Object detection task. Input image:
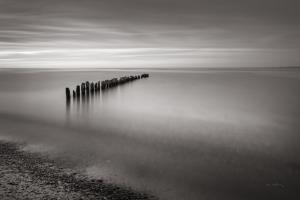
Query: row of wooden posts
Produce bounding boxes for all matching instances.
[66,73,149,100]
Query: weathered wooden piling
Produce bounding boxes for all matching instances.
[99,81,101,91]
[94,82,97,91]
[97,82,100,92]
[109,78,118,87]
[141,73,149,78]
[81,83,85,95]
[65,73,149,102]
[76,85,80,98]
[66,88,71,100]
[101,80,107,90]
[85,81,90,92]
[90,82,94,93]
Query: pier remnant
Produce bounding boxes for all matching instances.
[85,81,90,93]
[97,81,101,92]
[90,82,94,93]
[141,74,149,78]
[66,88,71,100]
[76,85,80,98]
[81,83,85,96]
[66,73,149,101]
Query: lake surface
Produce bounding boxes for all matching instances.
[0,68,300,200]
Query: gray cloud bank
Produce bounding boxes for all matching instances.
[0,0,299,68]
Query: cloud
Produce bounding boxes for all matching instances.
[0,0,299,68]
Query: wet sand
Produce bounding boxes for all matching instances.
[0,141,156,200]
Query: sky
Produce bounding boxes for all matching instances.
[0,0,299,68]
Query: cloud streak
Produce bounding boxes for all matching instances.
[0,0,299,68]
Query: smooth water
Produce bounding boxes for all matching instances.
[0,69,300,200]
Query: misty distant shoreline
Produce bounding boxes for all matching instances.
[0,66,299,73]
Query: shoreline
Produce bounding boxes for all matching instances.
[0,141,156,200]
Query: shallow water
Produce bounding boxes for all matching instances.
[0,68,300,199]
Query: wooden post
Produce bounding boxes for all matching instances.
[85,81,90,93]
[90,82,94,93]
[76,85,80,98]
[66,88,71,100]
[98,81,101,91]
[81,83,85,96]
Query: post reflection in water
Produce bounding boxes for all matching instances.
[64,74,149,123]
[65,98,71,125]
[100,83,122,105]
[2,70,299,200]
[65,83,126,124]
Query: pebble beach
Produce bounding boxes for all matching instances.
[0,141,156,200]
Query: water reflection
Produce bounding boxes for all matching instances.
[2,70,300,200]
[65,83,128,123]
[64,74,149,121]
[65,98,71,125]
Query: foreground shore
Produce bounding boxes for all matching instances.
[0,141,156,200]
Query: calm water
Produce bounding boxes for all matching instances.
[0,69,300,199]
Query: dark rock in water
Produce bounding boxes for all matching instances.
[73,90,76,98]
